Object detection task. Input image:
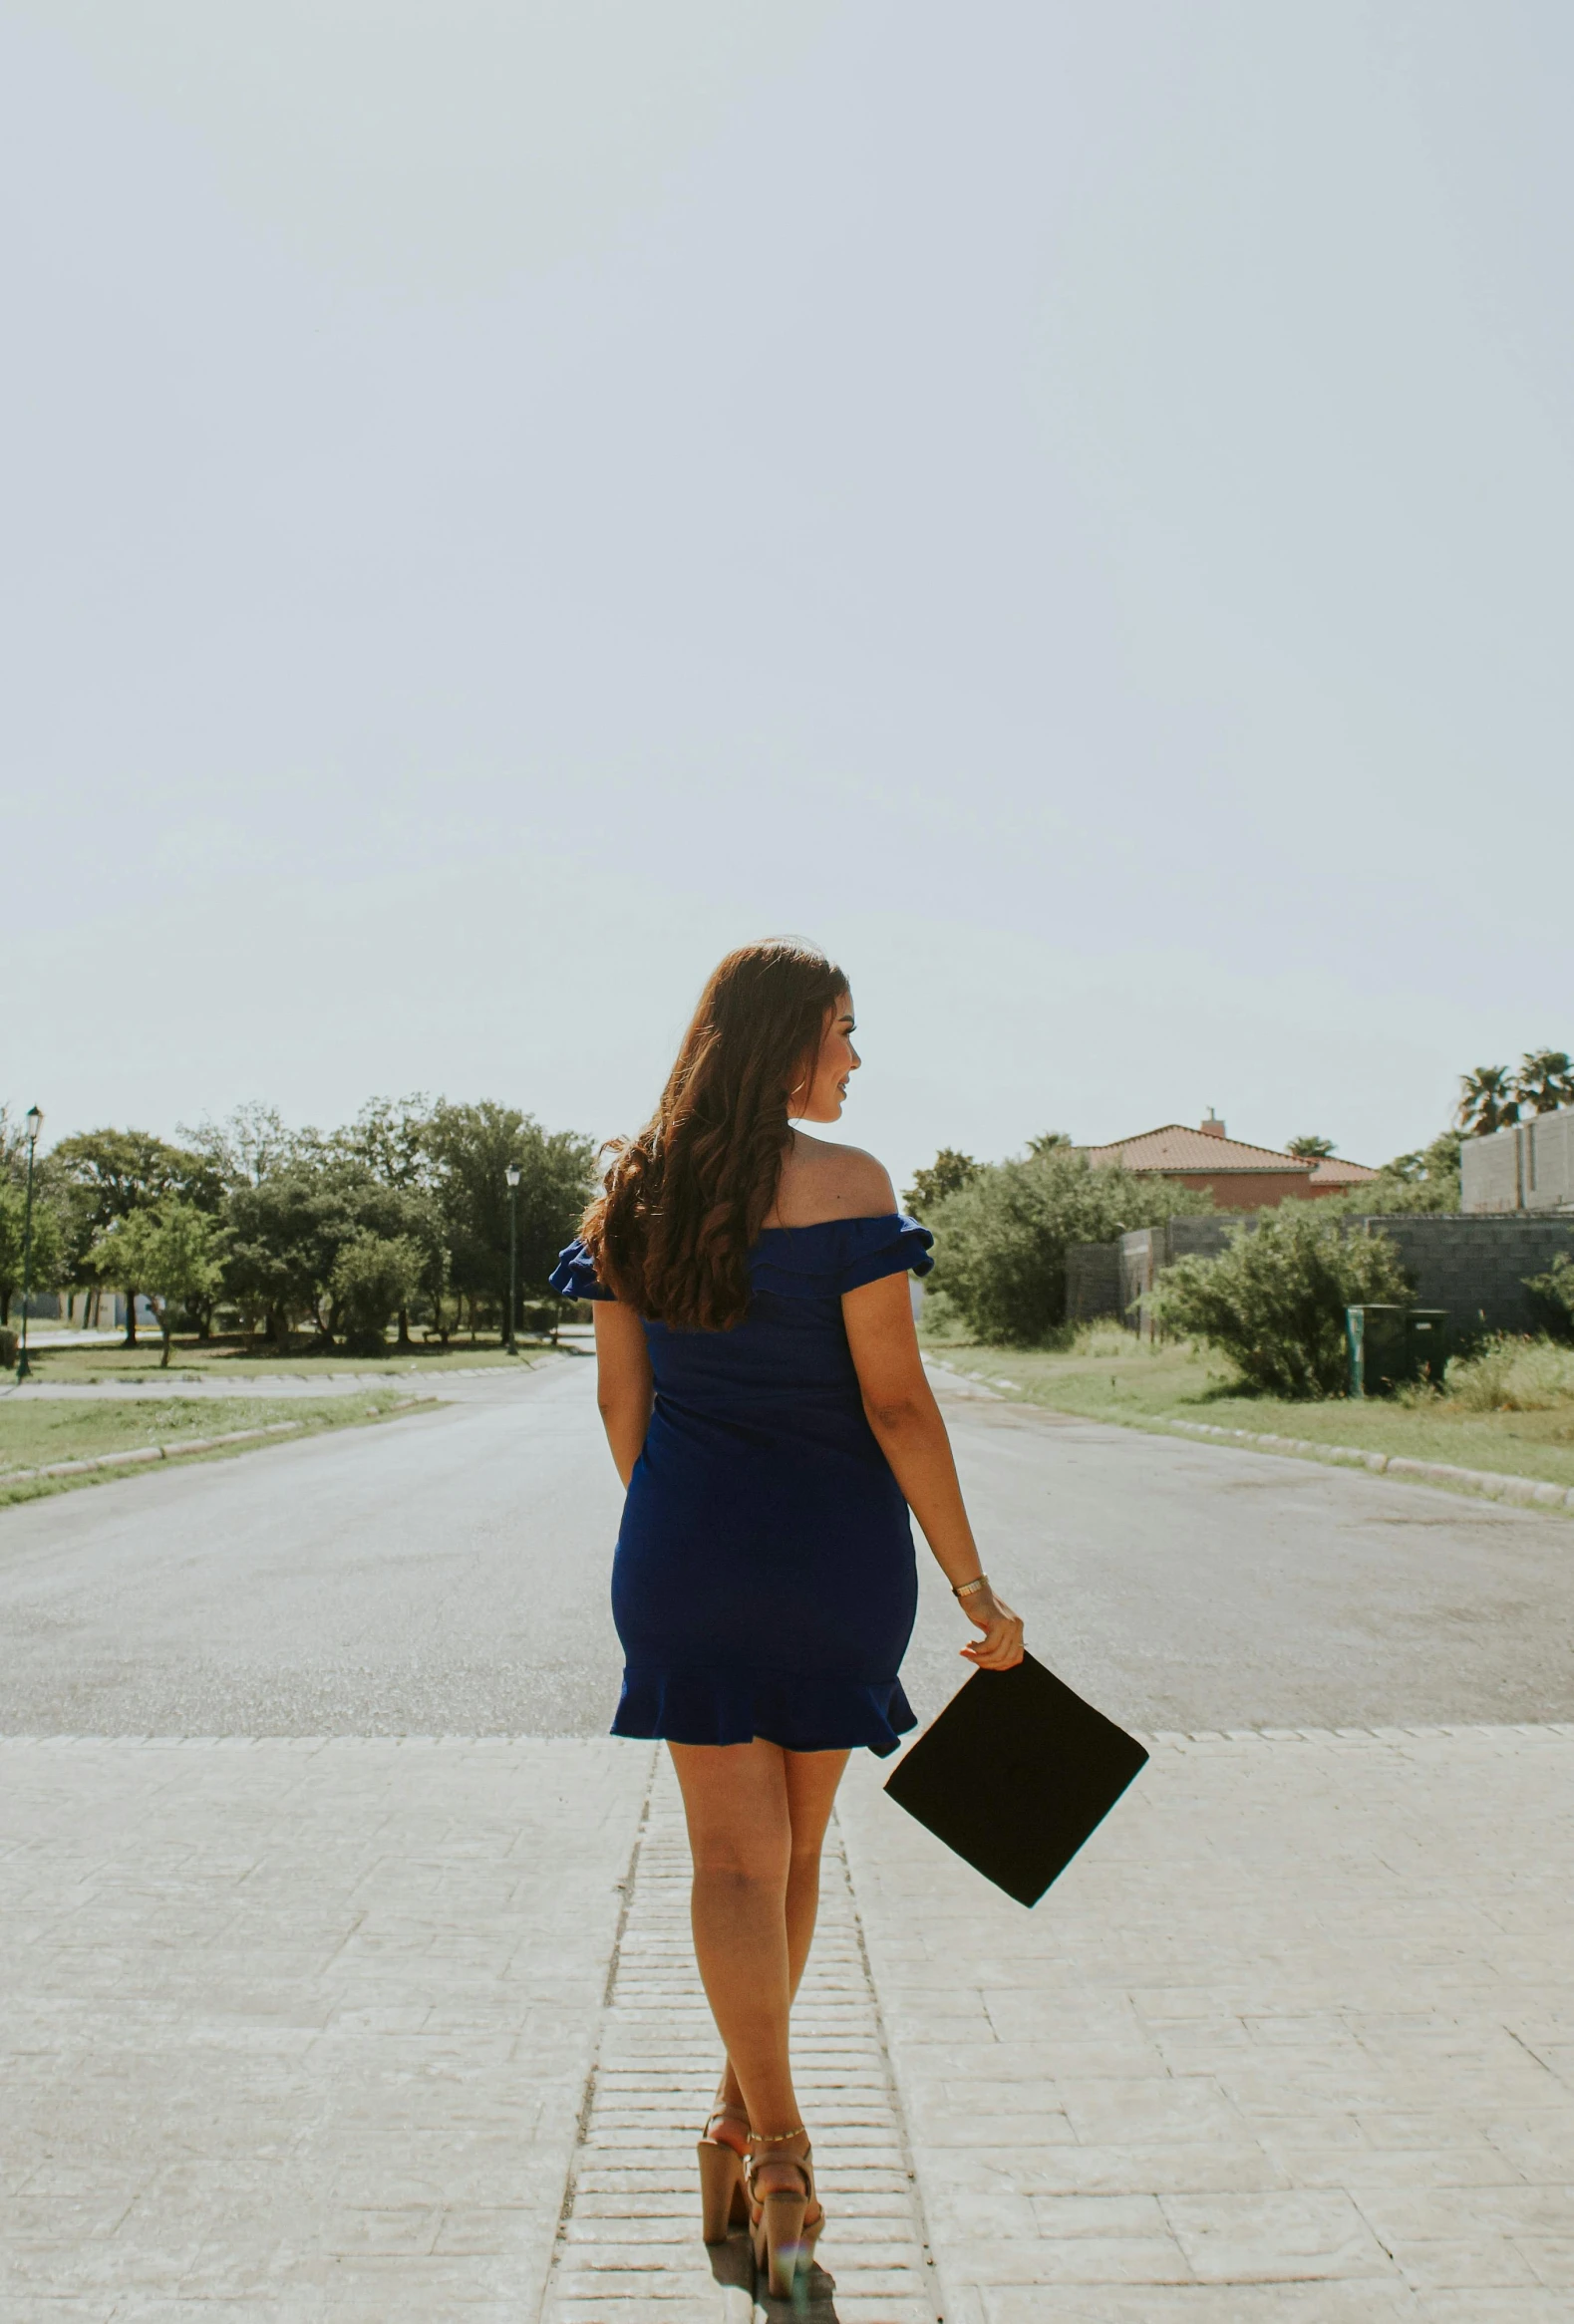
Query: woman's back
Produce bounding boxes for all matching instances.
[761,1129,894,1232]
[642,1212,931,1439]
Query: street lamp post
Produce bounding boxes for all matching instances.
[16,1104,43,1382]
[504,1161,521,1353]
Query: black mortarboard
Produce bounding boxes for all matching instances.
[883,1652,1148,1907]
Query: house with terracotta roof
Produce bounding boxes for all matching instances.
[1080,1113,1379,1212]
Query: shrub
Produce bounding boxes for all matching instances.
[925,1148,1210,1346]
[1524,1252,1574,1343]
[1155,1208,1412,1399]
[1433,1333,1574,1413]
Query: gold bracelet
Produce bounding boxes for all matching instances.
[952,1576,988,1599]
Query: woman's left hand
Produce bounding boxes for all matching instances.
[959,1585,1025,1670]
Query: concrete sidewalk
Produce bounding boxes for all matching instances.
[1,1737,642,2320]
[4,1727,1572,2319]
[843,1724,1574,2320]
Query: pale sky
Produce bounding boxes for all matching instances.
[6,2,1571,1187]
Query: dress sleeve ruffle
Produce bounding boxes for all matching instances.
[748,1213,936,1302]
[548,1238,614,1302]
[552,1216,933,1305]
[833,1214,935,1295]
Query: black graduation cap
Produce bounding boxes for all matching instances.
[883,1652,1148,1907]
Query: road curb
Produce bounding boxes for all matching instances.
[1162,1416,1574,1513]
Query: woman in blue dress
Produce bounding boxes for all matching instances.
[551,938,1023,2296]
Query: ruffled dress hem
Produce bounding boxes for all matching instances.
[612,1667,917,1758]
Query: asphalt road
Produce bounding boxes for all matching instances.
[0,1356,1570,1734]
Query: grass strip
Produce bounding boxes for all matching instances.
[923,1332,1574,1496]
[1156,1417,1573,1513]
[0,1392,441,1511]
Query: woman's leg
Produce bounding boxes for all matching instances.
[669,1742,850,2127]
[784,1746,851,2002]
[670,1739,796,2134]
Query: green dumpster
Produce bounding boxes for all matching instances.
[1347,1305,1448,1398]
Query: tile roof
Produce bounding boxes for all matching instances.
[1081,1124,1381,1177]
[1307,1154,1380,1185]
[1083,1125,1310,1173]
[1079,1120,1311,1171]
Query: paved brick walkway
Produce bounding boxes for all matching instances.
[541,1759,935,2322]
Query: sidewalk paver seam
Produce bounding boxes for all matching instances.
[538,1758,939,2323]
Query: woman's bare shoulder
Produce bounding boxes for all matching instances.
[772,1135,896,1226]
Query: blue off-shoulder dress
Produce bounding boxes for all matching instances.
[549,1214,935,1756]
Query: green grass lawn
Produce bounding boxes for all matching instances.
[0,1389,440,1509]
[924,1327,1574,1495]
[12,1333,568,1386]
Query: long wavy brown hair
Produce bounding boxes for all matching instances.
[580,939,848,1330]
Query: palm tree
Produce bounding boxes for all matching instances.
[1512,1049,1574,1117]
[1455,1066,1518,1136]
[1286,1134,1337,1159]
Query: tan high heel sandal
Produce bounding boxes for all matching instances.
[698,2105,751,2243]
[746,2129,823,2299]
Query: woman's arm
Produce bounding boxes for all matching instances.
[842,1271,1025,1670]
[592,1301,654,1487]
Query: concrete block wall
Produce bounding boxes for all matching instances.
[1065,1242,1122,1324]
[1079,1214,1574,1341]
[1461,1107,1574,1214]
[1356,1215,1574,1337]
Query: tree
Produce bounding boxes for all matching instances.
[0,1104,32,1185]
[903,1149,982,1216]
[0,1179,64,1326]
[222,1154,436,1352]
[219,1166,328,1350]
[1350,1128,1463,1216]
[426,1102,595,1342]
[335,1095,437,1345]
[1025,1132,1074,1157]
[1286,1134,1337,1160]
[1456,1067,1518,1137]
[51,1129,215,1343]
[925,1147,1211,1345]
[336,1094,433,1190]
[1157,1208,1413,1399]
[90,1203,226,1368]
[1512,1049,1574,1118]
[331,1230,428,1356]
[177,1102,297,1188]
